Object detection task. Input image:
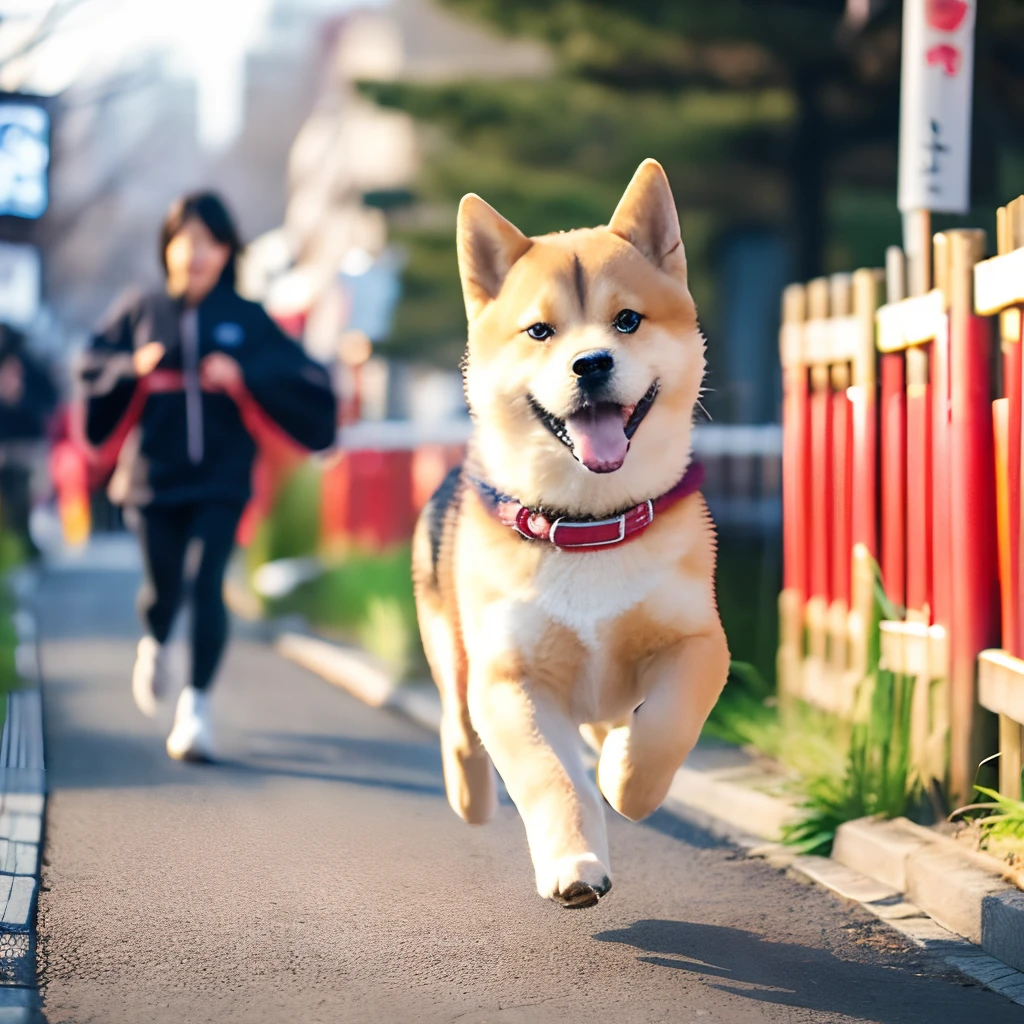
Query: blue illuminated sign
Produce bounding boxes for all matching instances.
[0,103,49,220]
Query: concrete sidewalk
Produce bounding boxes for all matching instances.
[31,537,1024,1023]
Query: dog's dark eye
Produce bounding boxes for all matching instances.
[526,322,555,341]
[613,309,643,334]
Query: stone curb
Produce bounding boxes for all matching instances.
[275,634,393,709]
[742,840,1024,1007]
[0,567,46,1022]
[834,815,1024,971]
[984,890,1024,977]
[274,631,799,843]
[277,628,1024,1008]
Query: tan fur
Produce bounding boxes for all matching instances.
[413,160,730,907]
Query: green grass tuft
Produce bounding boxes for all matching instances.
[271,546,426,682]
[782,669,916,855]
[703,660,779,750]
[246,464,425,680]
[967,786,1024,843]
[780,559,918,856]
[0,528,28,731]
[952,780,1024,857]
[246,463,322,573]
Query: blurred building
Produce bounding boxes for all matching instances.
[0,0,343,366]
[244,0,551,422]
[0,0,550,419]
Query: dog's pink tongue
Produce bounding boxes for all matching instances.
[565,405,628,472]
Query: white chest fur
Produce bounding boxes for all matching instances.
[465,509,714,668]
[531,545,666,646]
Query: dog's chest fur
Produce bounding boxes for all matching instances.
[529,543,685,644]
[456,494,716,724]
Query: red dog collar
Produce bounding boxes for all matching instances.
[481,461,704,552]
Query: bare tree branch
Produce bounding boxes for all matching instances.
[0,0,93,76]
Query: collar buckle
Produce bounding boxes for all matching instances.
[549,513,626,549]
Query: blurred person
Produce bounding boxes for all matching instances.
[78,192,336,762]
[0,324,58,549]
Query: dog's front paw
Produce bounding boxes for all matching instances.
[536,854,612,909]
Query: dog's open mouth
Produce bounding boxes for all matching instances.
[528,380,660,474]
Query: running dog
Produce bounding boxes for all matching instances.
[412,159,729,908]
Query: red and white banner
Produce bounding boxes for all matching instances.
[897,0,977,214]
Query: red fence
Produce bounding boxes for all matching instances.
[318,419,785,554]
[778,270,882,719]
[780,206,1024,804]
[317,420,469,553]
[975,197,1024,801]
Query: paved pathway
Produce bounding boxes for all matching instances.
[31,538,1024,1023]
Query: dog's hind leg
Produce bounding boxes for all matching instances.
[470,674,611,908]
[420,604,497,824]
[413,500,497,826]
[598,627,729,822]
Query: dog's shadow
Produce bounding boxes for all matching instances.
[595,919,1006,1023]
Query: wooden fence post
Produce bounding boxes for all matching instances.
[779,283,809,704]
[978,651,1024,800]
[875,283,949,791]
[805,278,833,696]
[997,204,1022,660]
[848,269,884,683]
[974,195,1024,798]
[828,274,854,684]
[946,228,998,807]
[904,338,933,624]
[880,247,907,609]
[930,233,953,640]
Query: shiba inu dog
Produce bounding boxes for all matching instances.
[412,159,729,908]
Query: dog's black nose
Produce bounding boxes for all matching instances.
[572,350,614,387]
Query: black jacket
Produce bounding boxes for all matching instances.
[79,283,336,508]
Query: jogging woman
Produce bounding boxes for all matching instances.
[79,192,336,761]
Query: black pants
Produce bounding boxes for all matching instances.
[136,501,244,692]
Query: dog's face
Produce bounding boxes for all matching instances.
[459,160,705,515]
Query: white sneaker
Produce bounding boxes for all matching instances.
[131,636,170,718]
[166,686,215,762]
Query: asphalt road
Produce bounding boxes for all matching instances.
[32,539,1024,1024]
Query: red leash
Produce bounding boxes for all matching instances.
[82,369,309,478]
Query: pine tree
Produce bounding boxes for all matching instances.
[365,0,1024,373]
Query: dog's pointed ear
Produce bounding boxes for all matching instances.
[608,160,686,279]
[457,194,533,319]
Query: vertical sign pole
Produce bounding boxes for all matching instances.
[897,0,978,797]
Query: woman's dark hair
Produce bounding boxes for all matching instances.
[159,191,243,288]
